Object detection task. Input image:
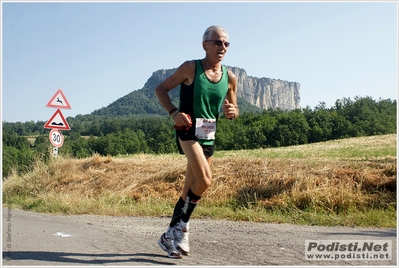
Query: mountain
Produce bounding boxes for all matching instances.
[229,66,300,110]
[91,66,300,117]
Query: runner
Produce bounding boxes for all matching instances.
[155,25,238,258]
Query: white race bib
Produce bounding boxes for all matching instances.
[195,118,216,140]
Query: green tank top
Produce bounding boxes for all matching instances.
[177,59,229,145]
[193,60,229,121]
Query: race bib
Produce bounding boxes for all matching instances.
[195,118,216,140]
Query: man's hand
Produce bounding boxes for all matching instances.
[223,99,237,119]
[173,113,192,130]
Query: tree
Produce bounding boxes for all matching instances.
[272,110,310,146]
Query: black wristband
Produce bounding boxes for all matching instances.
[168,107,178,116]
[170,109,179,119]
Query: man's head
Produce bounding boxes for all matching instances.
[202,26,230,61]
[202,26,229,42]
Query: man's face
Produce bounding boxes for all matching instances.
[203,30,229,61]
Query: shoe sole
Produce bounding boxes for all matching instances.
[177,246,189,256]
[174,229,189,256]
[158,238,183,259]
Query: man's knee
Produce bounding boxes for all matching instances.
[195,175,212,194]
[203,175,213,188]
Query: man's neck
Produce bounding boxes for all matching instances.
[201,58,221,72]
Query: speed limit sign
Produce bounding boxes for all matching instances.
[49,129,64,147]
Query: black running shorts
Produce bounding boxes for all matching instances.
[176,130,215,158]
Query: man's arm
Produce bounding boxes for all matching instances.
[155,60,195,115]
[223,69,239,119]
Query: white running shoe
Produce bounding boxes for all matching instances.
[158,227,182,259]
[173,220,190,255]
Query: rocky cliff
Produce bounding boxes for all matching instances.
[91,66,300,117]
[151,66,300,111]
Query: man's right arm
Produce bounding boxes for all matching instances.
[155,60,195,115]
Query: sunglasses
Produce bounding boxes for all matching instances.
[205,40,230,48]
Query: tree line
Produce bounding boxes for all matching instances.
[2,96,396,178]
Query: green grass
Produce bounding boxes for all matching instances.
[6,195,395,228]
[3,134,396,228]
[215,134,397,159]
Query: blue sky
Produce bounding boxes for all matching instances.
[2,1,398,123]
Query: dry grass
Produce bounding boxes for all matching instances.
[2,134,397,227]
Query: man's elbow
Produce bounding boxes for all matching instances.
[155,85,163,97]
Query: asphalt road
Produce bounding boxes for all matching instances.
[2,207,397,266]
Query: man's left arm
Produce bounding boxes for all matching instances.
[223,70,239,119]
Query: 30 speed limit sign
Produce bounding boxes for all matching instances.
[49,129,64,147]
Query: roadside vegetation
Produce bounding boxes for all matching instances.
[3,96,396,178]
[3,134,396,228]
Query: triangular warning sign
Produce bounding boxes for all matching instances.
[44,109,71,130]
[46,89,71,109]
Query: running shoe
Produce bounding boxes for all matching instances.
[173,220,190,255]
[158,228,182,259]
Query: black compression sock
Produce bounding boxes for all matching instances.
[169,197,185,228]
[181,189,201,223]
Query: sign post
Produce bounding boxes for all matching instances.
[44,89,71,157]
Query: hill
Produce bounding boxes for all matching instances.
[91,66,300,117]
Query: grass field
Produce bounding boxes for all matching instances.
[2,134,397,227]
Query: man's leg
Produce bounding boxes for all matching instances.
[181,156,213,197]
[168,154,199,228]
[178,139,213,197]
[159,141,205,259]
[173,139,213,255]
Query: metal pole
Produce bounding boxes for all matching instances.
[53,147,58,157]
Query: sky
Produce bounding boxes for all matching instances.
[1,1,398,123]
